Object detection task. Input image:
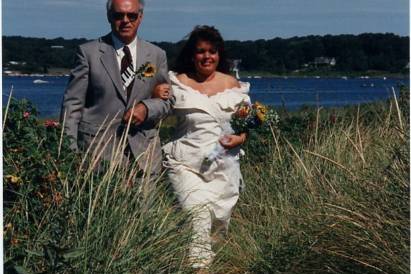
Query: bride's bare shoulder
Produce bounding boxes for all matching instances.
[218,72,240,89]
[176,73,188,82]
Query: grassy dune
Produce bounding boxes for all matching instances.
[214,91,409,273]
[3,89,409,273]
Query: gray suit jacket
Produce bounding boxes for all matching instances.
[61,33,173,172]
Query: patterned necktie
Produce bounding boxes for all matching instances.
[121,45,134,97]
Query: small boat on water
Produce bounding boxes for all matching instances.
[361,83,375,88]
[253,76,262,79]
[33,79,49,84]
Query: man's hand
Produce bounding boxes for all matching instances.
[152,83,171,100]
[123,103,147,126]
[219,133,246,149]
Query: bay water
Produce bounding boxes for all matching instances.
[2,75,408,118]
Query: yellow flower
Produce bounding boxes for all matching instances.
[254,102,267,122]
[5,223,13,231]
[5,175,22,185]
[256,111,265,122]
[142,63,156,78]
[254,101,267,112]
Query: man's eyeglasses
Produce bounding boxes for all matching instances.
[110,11,141,22]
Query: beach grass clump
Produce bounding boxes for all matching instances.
[212,88,409,273]
[3,99,194,273]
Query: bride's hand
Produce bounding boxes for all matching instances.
[219,133,246,149]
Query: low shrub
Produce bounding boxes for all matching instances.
[3,99,193,273]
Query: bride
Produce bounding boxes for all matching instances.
[163,25,250,270]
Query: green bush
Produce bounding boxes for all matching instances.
[3,99,193,273]
[3,99,81,273]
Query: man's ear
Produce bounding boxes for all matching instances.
[107,12,112,24]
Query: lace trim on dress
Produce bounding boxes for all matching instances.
[169,71,251,111]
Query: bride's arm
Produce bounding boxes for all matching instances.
[219,132,247,149]
[219,75,247,149]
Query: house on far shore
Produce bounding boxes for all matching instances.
[313,57,336,67]
[303,57,336,69]
[8,61,26,66]
[4,61,26,75]
[3,69,24,76]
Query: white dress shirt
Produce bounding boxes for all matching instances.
[111,34,138,72]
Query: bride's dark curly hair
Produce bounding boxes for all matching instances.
[173,25,230,74]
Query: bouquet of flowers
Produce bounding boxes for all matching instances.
[205,101,279,162]
[230,101,279,134]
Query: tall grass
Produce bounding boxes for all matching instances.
[213,89,409,274]
[3,88,409,273]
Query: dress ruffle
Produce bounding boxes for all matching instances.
[169,71,250,114]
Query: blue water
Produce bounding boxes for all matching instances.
[2,75,408,117]
[246,77,407,109]
[3,76,69,117]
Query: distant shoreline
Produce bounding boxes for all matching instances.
[3,73,69,77]
[239,70,409,78]
[4,34,408,79]
[3,71,409,78]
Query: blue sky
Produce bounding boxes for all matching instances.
[2,0,409,42]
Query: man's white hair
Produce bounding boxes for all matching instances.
[106,0,145,12]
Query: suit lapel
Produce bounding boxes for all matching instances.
[128,38,151,107]
[99,34,127,105]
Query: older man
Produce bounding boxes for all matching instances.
[61,0,173,172]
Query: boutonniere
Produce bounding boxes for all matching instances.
[135,62,156,80]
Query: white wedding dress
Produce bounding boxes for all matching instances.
[163,71,250,268]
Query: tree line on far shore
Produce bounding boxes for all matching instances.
[3,33,409,75]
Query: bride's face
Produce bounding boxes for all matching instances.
[193,40,219,76]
